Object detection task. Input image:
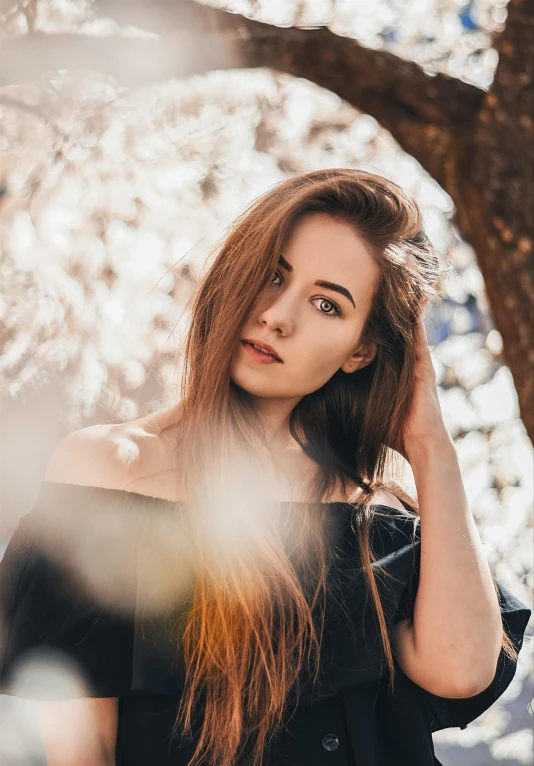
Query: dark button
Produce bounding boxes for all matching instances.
[322,734,340,752]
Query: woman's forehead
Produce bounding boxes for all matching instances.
[281,214,379,298]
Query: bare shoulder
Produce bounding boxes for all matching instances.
[45,423,129,489]
[44,413,175,491]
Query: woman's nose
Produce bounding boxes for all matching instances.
[257,295,295,335]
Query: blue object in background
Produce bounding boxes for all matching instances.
[426,300,454,345]
[459,2,478,30]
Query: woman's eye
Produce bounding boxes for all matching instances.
[270,270,342,318]
[312,298,342,318]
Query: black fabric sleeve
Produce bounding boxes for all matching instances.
[0,489,139,700]
[388,512,532,732]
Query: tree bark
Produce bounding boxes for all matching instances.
[446,0,533,442]
[1,0,532,440]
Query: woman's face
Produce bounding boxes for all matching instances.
[230,212,379,406]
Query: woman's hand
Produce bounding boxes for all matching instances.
[402,317,451,458]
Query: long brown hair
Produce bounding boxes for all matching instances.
[152,168,517,766]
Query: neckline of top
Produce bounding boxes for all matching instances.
[41,480,389,509]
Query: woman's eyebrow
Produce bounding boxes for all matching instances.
[278,255,356,309]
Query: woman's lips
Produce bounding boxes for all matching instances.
[242,341,283,364]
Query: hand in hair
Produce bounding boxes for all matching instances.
[401,317,450,457]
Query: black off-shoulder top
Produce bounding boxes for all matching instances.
[0,481,531,766]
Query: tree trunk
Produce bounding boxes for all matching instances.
[1,0,532,440]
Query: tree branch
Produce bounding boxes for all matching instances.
[0,0,531,436]
[0,0,484,192]
[96,0,485,192]
[444,0,534,438]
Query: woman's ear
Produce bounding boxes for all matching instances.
[341,341,377,374]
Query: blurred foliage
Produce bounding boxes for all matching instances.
[0,1,531,762]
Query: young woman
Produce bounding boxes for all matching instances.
[0,169,530,766]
